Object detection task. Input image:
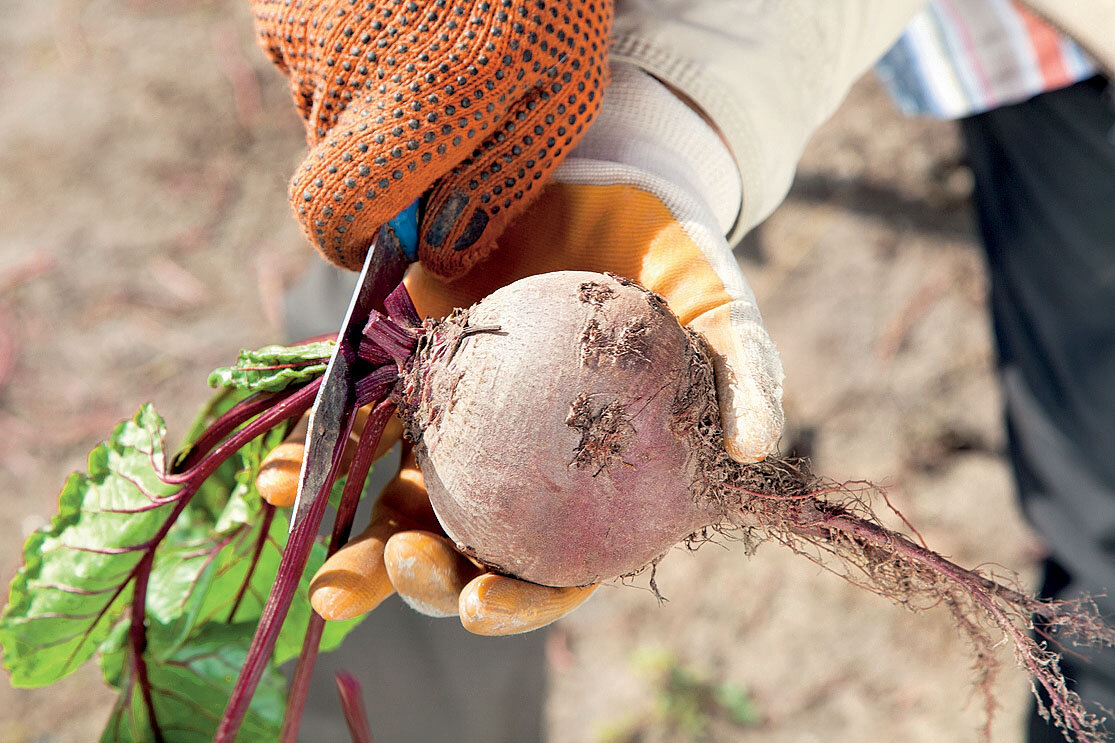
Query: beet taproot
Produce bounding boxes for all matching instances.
[393,270,1115,741]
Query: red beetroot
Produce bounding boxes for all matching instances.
[396,270,1115,742]
[398,271,718,586]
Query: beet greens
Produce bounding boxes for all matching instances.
[0,284,424,742]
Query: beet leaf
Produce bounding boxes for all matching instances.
[207,341,335,392]
[1,337,379,741]
[0,405,180,687]
[99,621,285,742]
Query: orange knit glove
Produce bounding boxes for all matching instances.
[251,0,613,277]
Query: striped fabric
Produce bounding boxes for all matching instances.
[876,0,1097,118]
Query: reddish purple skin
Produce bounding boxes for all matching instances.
[404,272,718,587]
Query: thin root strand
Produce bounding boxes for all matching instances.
[719,459,1115,743]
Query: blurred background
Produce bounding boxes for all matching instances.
[0,0,1043,740]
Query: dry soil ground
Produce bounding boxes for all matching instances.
[1,1,1043,741]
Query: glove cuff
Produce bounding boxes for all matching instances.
[554,61,742,235]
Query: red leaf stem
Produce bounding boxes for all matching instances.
[160,379,319,486]
[126,484,203,741]
[233,358,330,373]
[173,390,275,473]
[333,400,396,548]
[212,394,361,742]
[354,366,398,408]
[278,400,396,742]
[362,311,418,367]
[384,282,420,329]
[356,337,393,365]
[211,481,335,741]
[279,614,325,743]
[227,504,276,623]
[335,672,374,743]
[130,551,165,743]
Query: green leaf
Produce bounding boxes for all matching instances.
[99,621,285,743]
[191,505,364,665]
[207,341,334,392]
[0,405,181,687]
[3,387,368,736]
[104,440,362,734]
[137,464,255,656]
[147,478,365,667]
[714,683,759,726]
[145,420,367,662]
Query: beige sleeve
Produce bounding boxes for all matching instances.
[610,0,927,243]
[1021,0,1115,77]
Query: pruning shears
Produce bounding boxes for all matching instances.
[289,200,420,533]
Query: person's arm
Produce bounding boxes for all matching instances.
[610,0,927,242]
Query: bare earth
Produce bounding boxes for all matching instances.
[1,1,1042,741]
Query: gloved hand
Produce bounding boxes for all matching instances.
[409,62,786,463]
[258,62,785,635]
[250,0,612,277]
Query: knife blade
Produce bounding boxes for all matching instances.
[290,205,418,532]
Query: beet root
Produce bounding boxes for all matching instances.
[396,270,1115,741]
[397,271,720,587]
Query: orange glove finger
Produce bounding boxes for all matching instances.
[383,530,483,617]
[256,441,305,508]
[308,447,440,620]
[307,508,400,621]
[459,574,596,636]
[251,0,612,276]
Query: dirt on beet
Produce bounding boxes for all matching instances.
[1,1,1044,742]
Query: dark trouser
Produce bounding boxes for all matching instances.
[959,75,1115,741]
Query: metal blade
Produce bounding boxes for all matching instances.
[290,228,410,532]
